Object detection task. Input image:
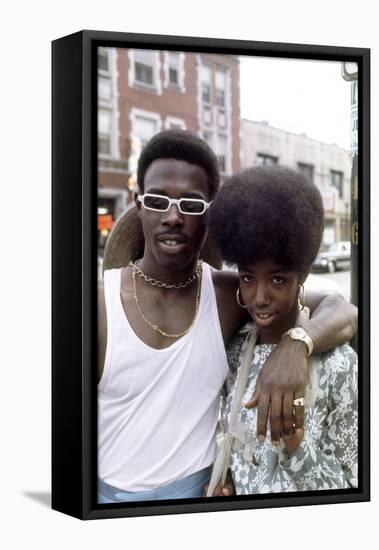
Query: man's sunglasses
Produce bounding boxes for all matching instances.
[137,193,212,215]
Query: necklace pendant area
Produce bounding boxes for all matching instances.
[130,261,203,339]
[129,260,203,289]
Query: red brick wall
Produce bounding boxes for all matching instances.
[98,171,127,190]
[117,49,199,162]
[100,48,240,192]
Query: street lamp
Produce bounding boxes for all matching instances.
[341,62,358,352]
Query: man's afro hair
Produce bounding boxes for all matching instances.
[137,129,220,200]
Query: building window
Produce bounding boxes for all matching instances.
[163,52,185,92]
[134,117,157,148]
[201,65,212,104]
[128,49,162,94]
[168,52,180,85]
[331,170,344,198]
[98,47,112,101]
[135,50,155,86]
[203,131,213,147]
[169,67,178,85]
[165,116,186,130]
[202,108,212,125]
[198,58,232,174]
[99,76,111,100]
[168,122,183,130]
[215,69,226,107]
[217,111,226,128]
[98,110,111,155]
[297,162,314,183]
[130,108,162,153]
[97,48,120,161]
[98,48,109,72]
[257,153,278,166]
[215,134,227,173]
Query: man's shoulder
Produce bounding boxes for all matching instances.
[207,266,248,343]
[210,267,240,315]
[211,266,239,292]
[103,266,124,277]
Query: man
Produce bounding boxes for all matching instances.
[97,129,357,502]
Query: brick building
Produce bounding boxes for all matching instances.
[97,47,240,253]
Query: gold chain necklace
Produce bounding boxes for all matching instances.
[128,260,203,289]
[130,263,202,338]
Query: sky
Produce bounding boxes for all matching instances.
[239,56,355,150]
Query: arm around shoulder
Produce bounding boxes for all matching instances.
[303,290,357,354]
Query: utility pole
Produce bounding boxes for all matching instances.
[342,62,358,351]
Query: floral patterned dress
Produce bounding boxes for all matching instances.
[222,328,358,494]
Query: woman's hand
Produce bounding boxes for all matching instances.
[283,428,304,455]
[244,338,308,444]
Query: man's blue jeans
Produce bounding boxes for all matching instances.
[98,466,212,503]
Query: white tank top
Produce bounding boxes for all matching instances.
[98,263,229,491]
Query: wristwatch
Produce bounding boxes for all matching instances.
[283,327,314,357]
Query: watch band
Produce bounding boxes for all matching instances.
[283,327,314,357]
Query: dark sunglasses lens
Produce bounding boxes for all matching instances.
[180,200,204,214]
[144,196,169,210]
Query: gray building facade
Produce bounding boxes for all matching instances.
[241,119,352,248]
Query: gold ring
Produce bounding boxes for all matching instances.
[293,397,305,407]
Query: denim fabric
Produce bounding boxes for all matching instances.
[98,466,212,503]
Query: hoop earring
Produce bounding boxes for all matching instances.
[298,283,305,311]
[236,288,247,309]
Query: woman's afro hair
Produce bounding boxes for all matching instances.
[209,165,324,273]
[137,129,220,200]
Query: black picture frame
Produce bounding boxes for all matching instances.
[52,30,370,520]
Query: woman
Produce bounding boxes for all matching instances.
[207,165,358,495]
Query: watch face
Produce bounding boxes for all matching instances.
[292,328,306,338]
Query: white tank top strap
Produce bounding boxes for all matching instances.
[200,262,226,358]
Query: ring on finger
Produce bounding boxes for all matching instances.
[293,397,305,407]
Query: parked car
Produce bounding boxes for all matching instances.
[312,241,351,273]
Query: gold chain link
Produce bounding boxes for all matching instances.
[130,263,202,339]
[128,260,203,289]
